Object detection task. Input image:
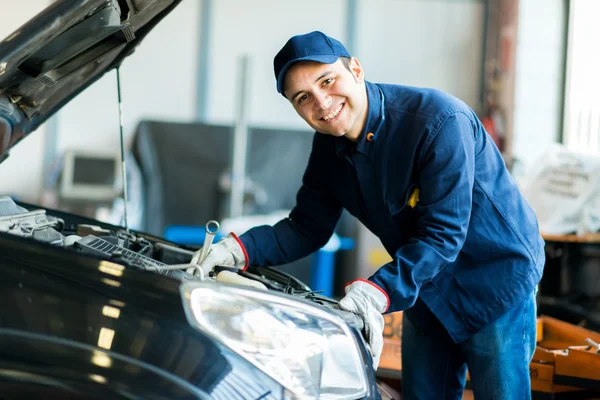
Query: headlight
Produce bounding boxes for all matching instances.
[180,282,368,400]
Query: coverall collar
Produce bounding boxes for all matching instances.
[334,81,385,160]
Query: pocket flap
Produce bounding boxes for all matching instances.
[387,184,419,215]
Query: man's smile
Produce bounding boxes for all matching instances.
[321,102,345,123]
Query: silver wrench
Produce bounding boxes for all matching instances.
[191,220,220,265]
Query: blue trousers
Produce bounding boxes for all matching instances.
[401,291,537,400]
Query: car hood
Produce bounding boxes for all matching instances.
[0,0,181,164]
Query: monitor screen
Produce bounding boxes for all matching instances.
[72,156,116,186]
[60,151,120,201]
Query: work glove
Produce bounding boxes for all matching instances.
[338,278,389,370]
[190,233,248,277]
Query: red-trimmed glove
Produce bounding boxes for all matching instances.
[338,279,390,370]
[190,233,249,277]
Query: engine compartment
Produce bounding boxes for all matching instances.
[0,196,357,324]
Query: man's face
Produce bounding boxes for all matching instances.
[283,58,368,141]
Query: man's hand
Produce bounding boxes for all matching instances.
[338,279,389,370]
[190,233,248,277]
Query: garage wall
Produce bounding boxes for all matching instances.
[205,0,347,128]
[564,0,600,155]
[356,0,485,110]
[512,0,567,174]
[56,0,201,154]
[0,0,201,203]
[2,0,486,203]
[206,0,485,127]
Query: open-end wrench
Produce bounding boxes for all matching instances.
[191,220,220,265]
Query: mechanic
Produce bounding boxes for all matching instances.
[194,31,544,399]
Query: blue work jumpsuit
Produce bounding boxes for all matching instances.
[240,81,544,395]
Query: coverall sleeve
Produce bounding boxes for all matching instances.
[369,112,476,313]
[239,135,343,267]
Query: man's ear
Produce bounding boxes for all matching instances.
[350,57,365,83]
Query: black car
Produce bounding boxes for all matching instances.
[0,1,384,399]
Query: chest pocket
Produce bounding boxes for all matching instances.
[387,183,420,215]
[386,183,420,243]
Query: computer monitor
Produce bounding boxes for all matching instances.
[60,150,120,201]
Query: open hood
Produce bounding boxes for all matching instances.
[0,0,182,163]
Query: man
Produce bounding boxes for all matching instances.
[195,31,544,399]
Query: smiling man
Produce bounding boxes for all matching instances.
[195,31,544,399]
[284,56,368,140]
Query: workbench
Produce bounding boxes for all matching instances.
[541,233,600,295]
[539,233,600,332]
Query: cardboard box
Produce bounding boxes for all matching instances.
[378,311,403,373]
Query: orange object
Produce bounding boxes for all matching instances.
[377,313,600,396]
[531,315,600,393]
[378,311,403,373]
[542,232,600,244]
[366,132,375,141]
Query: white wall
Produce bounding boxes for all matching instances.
[0,0,51,201]
[357,0,484,109]
[564,0,600,155]
[206,0,347,128]
[0,0,201,202]
[2,0,487,203]
[56,0,201,153]
[512,0,567,174]
[207,0,484,127]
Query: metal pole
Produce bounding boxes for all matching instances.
[479,0,490,115]
[195,0,212,121]
[345,0,358,54]
[116,67,129,231]
[561,0,574,145]
[229,55,251,218]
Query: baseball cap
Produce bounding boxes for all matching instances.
[274,31,350,95]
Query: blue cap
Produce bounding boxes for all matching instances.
[274,31,350,95]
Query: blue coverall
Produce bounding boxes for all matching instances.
[240,80,544,396]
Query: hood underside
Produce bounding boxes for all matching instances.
[0,0,181,163]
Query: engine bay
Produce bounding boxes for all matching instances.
[0,196,358,323]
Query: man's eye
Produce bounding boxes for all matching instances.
[298,94,308,103]
[323,78,333,86]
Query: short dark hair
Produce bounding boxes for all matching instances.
[339,56,352,72]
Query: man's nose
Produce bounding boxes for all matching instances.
[314,91,332,110]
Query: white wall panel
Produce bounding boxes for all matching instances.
[207,0,347,128]
[0,0,200,202]
[0,0,499,203]
[356,0,485,109]
[512,0,567,173]
[564,0,600,156]
[57,0,201,152]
